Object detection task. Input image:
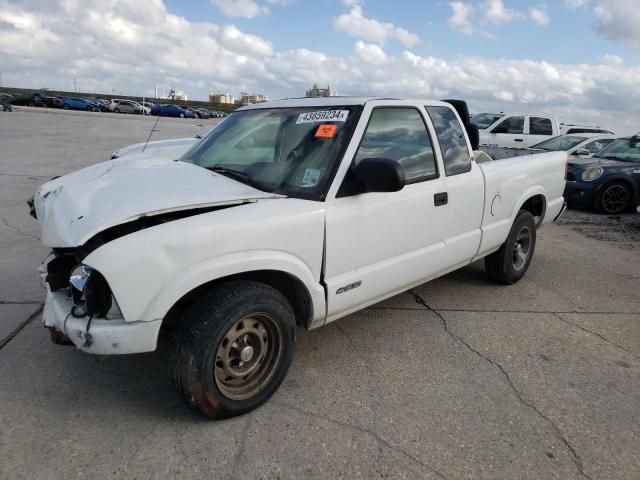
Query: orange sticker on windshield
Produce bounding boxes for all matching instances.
[315,124,337,138]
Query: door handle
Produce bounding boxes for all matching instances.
[514,138,524,142]
[434,192,448,206]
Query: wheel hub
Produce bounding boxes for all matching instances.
[512,226,531,272]
[213,314,283,401]
[240,345,254,362]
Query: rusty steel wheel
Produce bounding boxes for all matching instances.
[214,313,284,401]
[171,280,295,419]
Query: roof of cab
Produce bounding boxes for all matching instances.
[237,96,399,110]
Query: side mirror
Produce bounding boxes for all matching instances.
[575,148,590,156]
[492,125,508,134]
[353,158,405,193]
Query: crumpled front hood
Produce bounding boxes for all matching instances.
[35,156,284,247]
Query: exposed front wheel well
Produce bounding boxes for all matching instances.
[519,194,546,227]
[161,270,314,335]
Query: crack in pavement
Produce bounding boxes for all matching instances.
[553,313,639,361]
[0,216,40,241]
[0,300,43,305]
[408,290,592,480]
[0,304,43,351]
[233,413,253,480]
[272,402,450,480]
[525,276,585,312]
[369,305,638,315]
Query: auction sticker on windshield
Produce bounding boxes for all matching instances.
[296,110,349,124]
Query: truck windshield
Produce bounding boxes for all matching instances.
[181,106,362,200]
[532,135,587,151]
[471,113,504,129]
[593,137,640,162]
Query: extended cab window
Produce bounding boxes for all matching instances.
[530,117,553,135]
[493,116,524,134]
[426,106,471,176]
[354,108,437,182]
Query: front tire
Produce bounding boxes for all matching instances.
[485,210,537,285]
[171,281,295,419]
[179,112,185,118]
[595,182,631,214]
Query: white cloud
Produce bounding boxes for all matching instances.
[1,0,639,134]
[333,6,420,47]
[594,0,640,51]
[448,2,474,35]
[483,0,523,25]
[529,5,549,26]
[564,0,588,7]
[601,53,623,65]
[210,0,269,18]
[353,41,388,64]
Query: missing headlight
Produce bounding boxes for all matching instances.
[69,264,112,317]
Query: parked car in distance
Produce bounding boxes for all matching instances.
[87,98,110,112]
[532,134,616,158]
[478,113,560,148]
[470,112,505,130]
[10,92,62,108]
[559,124,615,135]
[484,134,617,161]
[61,97,97,111]
[193,108,212,119]
[109,99,144,114]
[565,135,640,214]
[33,97,567,419]
[140,102,155,114]
[151,104,193,118]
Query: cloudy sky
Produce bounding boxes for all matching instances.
[1,0,639,133]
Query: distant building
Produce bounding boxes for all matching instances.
[239,92,268,105]
[209,93,235,104]
[305,84,336,98]
[168,88,187,101]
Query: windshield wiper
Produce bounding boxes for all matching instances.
[205,166,272,192]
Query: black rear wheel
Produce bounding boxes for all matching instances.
[485,210,537,285]
[171,280,295,419]
[595,182,631,214]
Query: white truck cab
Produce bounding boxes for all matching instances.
[33,97,567,419]
[477,113,560,148]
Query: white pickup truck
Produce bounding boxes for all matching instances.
[33,97,567,419]
[475,113,561,148]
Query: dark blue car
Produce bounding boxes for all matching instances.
[151,104,193,118]
[565,136,640,214]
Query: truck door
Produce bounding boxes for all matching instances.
[425,105,484,263]
[324,104,451,322]
[486,115,526,148]
[526,116,554,147]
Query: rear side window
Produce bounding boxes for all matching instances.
[354,108,437,182]
[493,116,524,134]
[426,106,471,176]
[530,117,553,135]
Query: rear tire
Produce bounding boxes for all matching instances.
[114,108,120,113]
[179,112,185,118]
[63,104,70,110]
[171,280,295,419]
[485,210,537,285]
[594,181,631,214]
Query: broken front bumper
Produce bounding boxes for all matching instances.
[43,289,161,355]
